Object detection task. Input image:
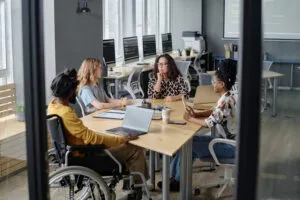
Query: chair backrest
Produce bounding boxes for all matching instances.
[125,67,144,99]
[175,60,191,78]
[194,53,208,72]
[175,61,192,92]
[263,61,273,71]
[76,96,87,117]
[0,83,16,118]
[47,114,68,164]
[198,73,212,85]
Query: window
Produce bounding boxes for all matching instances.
[103,0,170,62]
[0,0,13,84]
[0,0,7,70]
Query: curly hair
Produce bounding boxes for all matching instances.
[153,54,181,81]
[51,68,79,99]
[77,58,101,90]
[215,59,237,91]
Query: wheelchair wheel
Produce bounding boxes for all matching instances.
[49,166,114,200]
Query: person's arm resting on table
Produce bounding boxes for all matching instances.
[63,110,126,147]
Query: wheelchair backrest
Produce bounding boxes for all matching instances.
[47,114,68,164]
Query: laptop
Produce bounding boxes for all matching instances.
[106,106,154,136]
[193,86,220,110]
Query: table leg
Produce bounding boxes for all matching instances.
[155,152,160,171]
[186,139,193,200]
[162,155,170,200]
[114,79,119,98]
[272,78,278,117]
[264,79,268,110]
[180,145,187,200]
[149,150,155,190]
[290,64,294,90]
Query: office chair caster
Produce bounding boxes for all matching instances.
[194,187,201,195]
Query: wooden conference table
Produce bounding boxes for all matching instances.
[81,100,202,200]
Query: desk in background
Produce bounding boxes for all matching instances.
[214,56,300,90]
[207,70,283,117]
[82,101,202,200]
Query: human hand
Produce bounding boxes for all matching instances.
[185,105,196,118]
[124,134,138,141]
[183,111,192,121]
[157,73,163,81]
[121,97,131,106]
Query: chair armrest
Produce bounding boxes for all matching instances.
[66,145,106,152]
[208,138,236,166]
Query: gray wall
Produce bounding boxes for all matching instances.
[54,0,103,74]
[170,0,202,50]
[202,0,300,88]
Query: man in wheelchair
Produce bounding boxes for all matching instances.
[48,68,149,199]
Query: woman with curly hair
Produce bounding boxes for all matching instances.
[147,54,189,101]
[77,58,131,113]
[157,59,238,191]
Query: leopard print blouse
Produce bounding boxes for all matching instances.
[147,75,189,99]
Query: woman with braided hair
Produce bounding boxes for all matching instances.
[157,59,238,191]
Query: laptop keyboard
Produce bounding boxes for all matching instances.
[110,127,144,135]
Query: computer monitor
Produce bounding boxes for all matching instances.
[123,36,139,63]
[142,35,156,58]
[103,39,116,65]
[162,33,173,53]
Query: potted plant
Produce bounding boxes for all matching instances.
[16,104,25,122]
[184,47,192,56]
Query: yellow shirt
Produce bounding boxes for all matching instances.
[47,99,126,148]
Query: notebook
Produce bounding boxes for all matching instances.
[93,109,126,120]
[106,106,154,136]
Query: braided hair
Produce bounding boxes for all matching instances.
[50,68,79,99]
[215,59,237,91]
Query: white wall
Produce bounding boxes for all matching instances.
[170,0,202,49]
[44,0,56,103]
[11,0,24,104]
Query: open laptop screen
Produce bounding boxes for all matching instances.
[122,106,154,132]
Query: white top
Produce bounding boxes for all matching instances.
[205,91,239,138]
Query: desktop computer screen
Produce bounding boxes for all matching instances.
[103,39,116,65]
[142,35,156,57]
[123,36,139,62]
[162,33,173,53]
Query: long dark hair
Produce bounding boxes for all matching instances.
[215,59,237,91]
[153,54,181,81]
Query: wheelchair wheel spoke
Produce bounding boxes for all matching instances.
[49,166,112,200]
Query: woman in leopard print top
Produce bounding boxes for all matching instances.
[147,54,189,101]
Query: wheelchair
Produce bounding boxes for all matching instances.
[47,114,151,200]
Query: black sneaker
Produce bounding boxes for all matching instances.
[157,177,180,192]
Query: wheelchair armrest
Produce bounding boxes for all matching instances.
[66,145,106,152]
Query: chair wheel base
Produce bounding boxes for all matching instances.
[194,187,201,195]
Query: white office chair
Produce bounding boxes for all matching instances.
[263,61,273,89]
[175,60,192,92]
[261,61,273,112]
[199,138,236,199]
[76,96,97,117]
[123,67,145,99]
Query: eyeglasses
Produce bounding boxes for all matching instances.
[211,80,222,85]
[157,62,168,67]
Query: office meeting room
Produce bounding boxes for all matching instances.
[1,0,300,199]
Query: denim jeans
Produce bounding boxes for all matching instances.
[170,135,235,181]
